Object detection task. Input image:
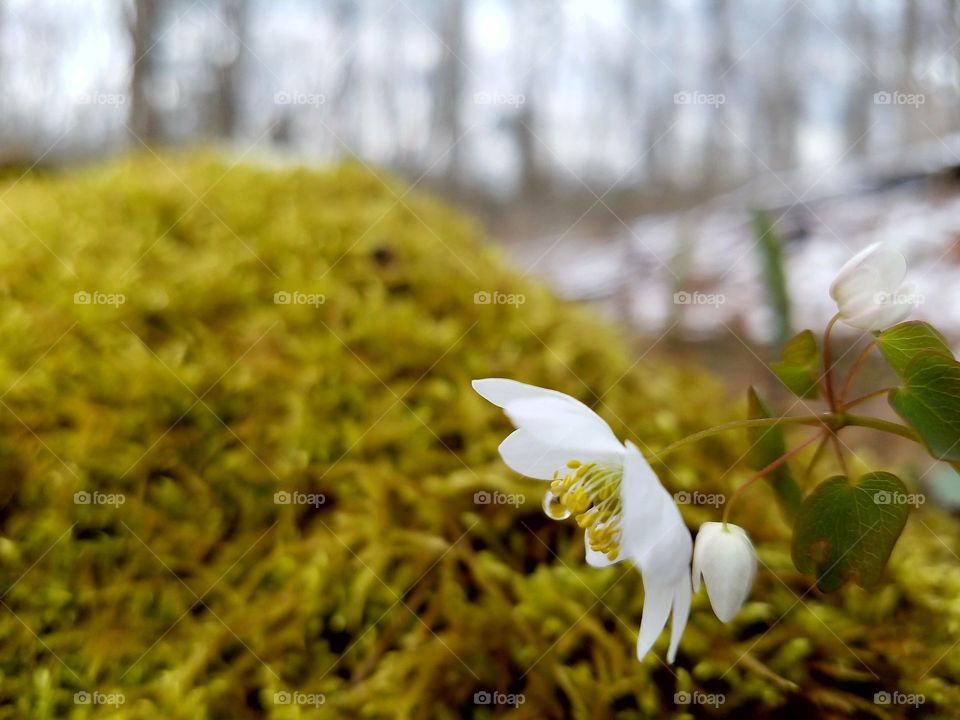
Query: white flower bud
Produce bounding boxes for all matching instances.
[692,522,757,622]
[829,242,914,332]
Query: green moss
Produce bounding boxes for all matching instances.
[0,153,958,718]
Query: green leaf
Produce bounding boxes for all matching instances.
[771,329,820,399]
[746,387,803,519]
[792,472,909,592]
[876,321,953,377]
[888,350,960,461]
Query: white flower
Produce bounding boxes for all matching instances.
[472,378,692,662]
[829,242,914,331]
[691,522,757,622]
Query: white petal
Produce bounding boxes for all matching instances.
[473,379,625,473]
[620,442,689,570]
[830,242,906,300]
[497,429,578,480]
[501,397,624,459]
[843,298,912,332]
[667,576,691,663]
[636,580,673,661]
[472,378,576,408]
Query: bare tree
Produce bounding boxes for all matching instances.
[841,0,876,157]
[127,0,163,143]
[430,0,466,189]
[211,0,246,139]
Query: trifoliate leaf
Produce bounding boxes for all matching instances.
[876,321,953,377]
[792,473,909,592]
[888,350,960,461]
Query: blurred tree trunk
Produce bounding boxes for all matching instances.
[128,0,163,144]
[842,0,875,157]
[638,0,671,185]
[752,0,800,172]
[212,0,245,139]
[431,0,466,190]
[705,0,733,190]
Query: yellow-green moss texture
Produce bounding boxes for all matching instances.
[0,155,958,719]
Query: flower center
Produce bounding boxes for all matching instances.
[549,460,624,560]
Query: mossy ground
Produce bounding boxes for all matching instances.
[0,154,958,718]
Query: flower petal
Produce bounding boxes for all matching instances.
[667,576,691,663]
[497,429,577,480]
[474,379,625,477]
[620,441,689,570]
[636,580,673,661]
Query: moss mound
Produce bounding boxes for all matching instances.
[0,155,959,718]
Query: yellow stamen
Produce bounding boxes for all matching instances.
[548,460,624,557]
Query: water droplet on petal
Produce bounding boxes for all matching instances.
[542,489,571,520]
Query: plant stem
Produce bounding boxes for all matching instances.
[843,413,919,442]
[803,433,830,480]
[838,338,878,403]
[829,434,849,476]
[649,416,829,461]
[843,387,895,410]
[822,313,841,411]
[650,412,918,461]
[723,429,827,525]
